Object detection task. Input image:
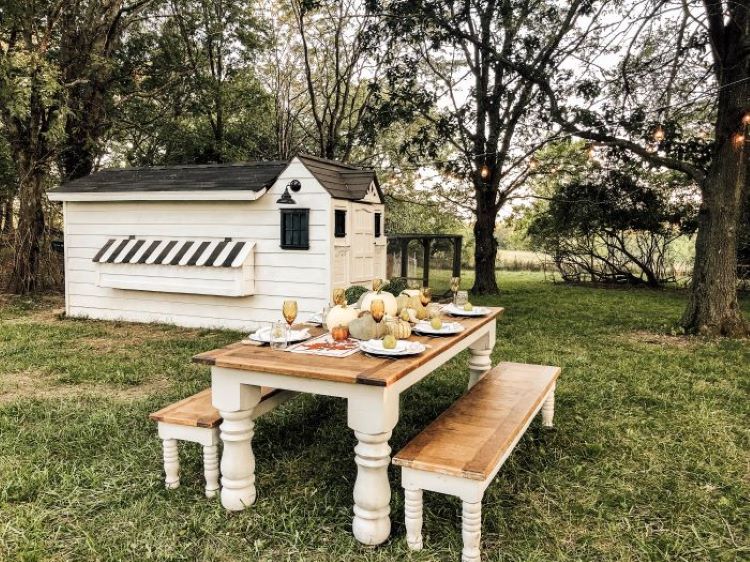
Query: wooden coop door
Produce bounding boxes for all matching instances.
[351,207,374,282]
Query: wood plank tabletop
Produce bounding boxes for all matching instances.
[193,307,504,387]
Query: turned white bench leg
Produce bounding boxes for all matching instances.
[542,384,556,428]
[404,488,423,550]
[203,444,220,498]
[162,438,180,489]
[461,501,482,562]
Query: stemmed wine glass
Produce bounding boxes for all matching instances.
[420,286,432,307]
[370,298,385,330]
[450,277,460,305]
[282,299,298,341]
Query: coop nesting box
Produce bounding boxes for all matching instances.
[48,155,387,331]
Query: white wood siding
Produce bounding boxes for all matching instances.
[62,158,332,331]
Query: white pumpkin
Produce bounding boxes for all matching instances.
[326,288,359,328]
[326,304,359,329]
[359,279,399,317]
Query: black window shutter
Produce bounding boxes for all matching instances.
[375,212,382,238]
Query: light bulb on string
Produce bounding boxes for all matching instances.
[586,143,596,161]
[732,132,746,149]
[529,156,540,170]
[480,164,490,180]
[742,113,750,127]
[652,125,665,142]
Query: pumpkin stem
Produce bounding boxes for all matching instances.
[372,278,383,293]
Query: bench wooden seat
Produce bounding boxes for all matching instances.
[150,386,294,498]
[393,362,560,561]
[149,387,280,428]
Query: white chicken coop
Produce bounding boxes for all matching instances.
[48,154,387,330]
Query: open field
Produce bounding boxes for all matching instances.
[1,272,748,561]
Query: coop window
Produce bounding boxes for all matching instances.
[374,212,382,238]
[280,208,310,250]
[334,209,347,238]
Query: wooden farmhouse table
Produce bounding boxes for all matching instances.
[193,307,504,546]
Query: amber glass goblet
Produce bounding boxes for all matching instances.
[420,286,432,307]
[282,299,298,330]
[370,299,385,324]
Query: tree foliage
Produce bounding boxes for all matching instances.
[528,166,698,286]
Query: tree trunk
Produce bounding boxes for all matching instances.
[471,181,500,295]
[681,45,749,336]
[7,163,46,294]
[1,196,12,235]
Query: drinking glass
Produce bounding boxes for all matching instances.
[455,290,469,307]
[270,321,287,351]
[420,286,432,307]
[282,299,298,328]
[370,298,385,324]
[282,299,298,342]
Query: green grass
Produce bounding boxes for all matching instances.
[1,273,748,561]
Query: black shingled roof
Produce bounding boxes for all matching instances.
[52,155,383,202]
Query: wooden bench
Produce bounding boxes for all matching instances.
[149,387,293,497]
[393,362,560,562]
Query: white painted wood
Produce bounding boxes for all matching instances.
[350,204,375,284]
[208,320,496,546]
[211,382,263,511]
[351,430,394,545]
[468,322,496,388]
[542,384,556,427]
[162,438,180,489]
[94,244,256,297]
[203,444,220,498]
[461,501,482,562]
[404,488,424,550]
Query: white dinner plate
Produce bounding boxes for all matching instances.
[413,320,465,336]
[306,312,324,326]
[360,339,425,357]
[443,304,491,317]
[248,327,311,344]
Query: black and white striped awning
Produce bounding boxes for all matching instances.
[92,237,253,268]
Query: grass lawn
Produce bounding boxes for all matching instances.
[1,272,748,561]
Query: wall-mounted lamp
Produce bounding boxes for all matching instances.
[277,179,300,204]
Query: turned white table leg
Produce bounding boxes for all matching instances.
[203,444,220,498]
[162,438,180,489]
[461,501,482,562]
[348,390,399,546]
[404,488,423,550]
[212,375,262,512]
[352,430,393,545]
[218,409,256,510]
[542,384,556,427]
[468,348,492,389]
[468,323,495,389]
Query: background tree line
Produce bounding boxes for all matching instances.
[0,0,747,336]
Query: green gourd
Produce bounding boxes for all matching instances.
[348,312,388,340]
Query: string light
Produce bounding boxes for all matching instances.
[742,113,750,126]
[529,156,540,170]
[652,125,665,142]
[480,164,490,180]
[586,143,596,160]
[732,132,746,149]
